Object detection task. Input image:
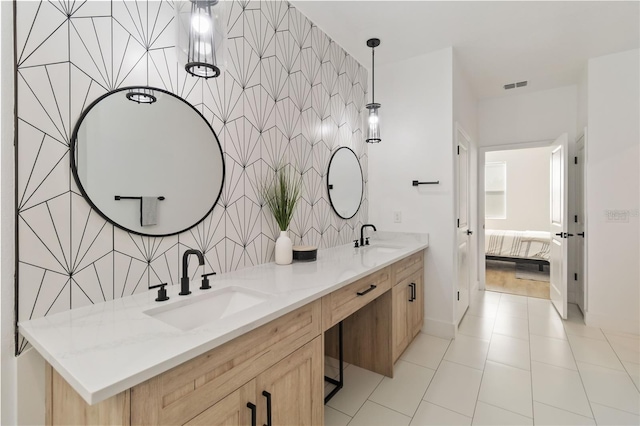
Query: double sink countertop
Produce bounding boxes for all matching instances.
[19,232,428,405]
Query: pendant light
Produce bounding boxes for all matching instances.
[176,0,226,79]
[365,38,381,143]
[126,88,156,104]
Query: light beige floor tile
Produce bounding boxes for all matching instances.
[467,301,499,319]
[606,333,640,364]
[527,300,556,320]
[324,406,351,426]
[530,334,577,370]
[497,301,528,320]
[568,334,625,371]
[531,361,592,417]
[529,316,567,340]
[478,361,533,417]
[590,402,640,426]
[401,333,451,370]
[424,360,483,417]
[602,328,640,341]
[458,314,495,340]
[326,364,383,416]
[369,360,435,416]
[622,360,640,390]
[577,361,640,415]
[348,401,411,426]
[563,320,606,340]
[487,333,530,371]
[471,401,532,426]
[493,315,529,340]
[410,401,472,426]
[532,401,595,425]
[500,293,529,305]
[472,290,502,305]
[443,334,490,370]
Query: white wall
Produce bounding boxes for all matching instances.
[478,86,578,147]
[585,49,640,334]
[369,47,456,337]
[485,147,550,232]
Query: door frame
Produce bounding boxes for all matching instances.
[455,124,471,324]
[477,139,554,291]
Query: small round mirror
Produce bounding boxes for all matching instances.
[327,147,364,219]
[71,87,225,236]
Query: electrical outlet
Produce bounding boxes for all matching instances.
[393,211,402,223]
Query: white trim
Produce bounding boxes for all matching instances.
[423,317,456,339]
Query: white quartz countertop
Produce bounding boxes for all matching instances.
[19,232,428,405]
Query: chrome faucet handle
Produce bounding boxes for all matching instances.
[149,283,169,302]
[200,272,216,290]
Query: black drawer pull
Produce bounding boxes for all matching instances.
[247,402,256,426]
[357,284,377,296]
[262,391,272,426]
[409,283,416,302]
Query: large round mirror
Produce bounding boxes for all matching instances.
[71,87,225,236]
[327,147,364,219]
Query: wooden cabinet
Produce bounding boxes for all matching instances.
[256,337,323,426]
[185,381,256,426]
[392,252,425,362]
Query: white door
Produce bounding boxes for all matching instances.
[456,129,470,324]
[575,129,587,313]
[550,133,569,319]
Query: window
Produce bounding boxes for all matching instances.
[485,162,506,219]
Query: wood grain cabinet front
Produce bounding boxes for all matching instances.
[392,252,425,362]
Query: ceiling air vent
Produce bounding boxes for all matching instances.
[504,80,528,90]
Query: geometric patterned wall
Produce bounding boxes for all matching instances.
[15,0,368,354]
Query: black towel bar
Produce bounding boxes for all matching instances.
[412,180,440,186]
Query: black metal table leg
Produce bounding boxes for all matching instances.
[324,321,344,404]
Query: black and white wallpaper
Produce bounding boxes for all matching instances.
[15,0,368,353]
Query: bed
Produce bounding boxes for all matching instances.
[485,230,551,271]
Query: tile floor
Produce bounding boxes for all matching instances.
[324,290,640,425]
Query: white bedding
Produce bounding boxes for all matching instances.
[485,230,551,262]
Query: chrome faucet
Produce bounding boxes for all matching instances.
[360,224,377,247]
[180,249,205,296]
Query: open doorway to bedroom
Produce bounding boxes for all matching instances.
[484,146,552,299]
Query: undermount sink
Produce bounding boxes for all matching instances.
[364,244,402,254]
[144,286,271,331]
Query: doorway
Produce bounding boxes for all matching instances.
[482,145,553,299]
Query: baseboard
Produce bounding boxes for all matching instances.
[423,317,456,339]
[584,311,640,336]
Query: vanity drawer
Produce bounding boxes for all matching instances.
[322,267,391,330]
[392,250,424,285]
[131,299,321,425]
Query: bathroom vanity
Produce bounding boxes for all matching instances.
[20,233,427,425]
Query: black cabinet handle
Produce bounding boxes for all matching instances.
[577,232,585,237]
[262,391,272,426]
[357,284,377,296]
[247,402,257,426]
[409,283,416,302]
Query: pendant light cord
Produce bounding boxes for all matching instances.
[371,48,375,103]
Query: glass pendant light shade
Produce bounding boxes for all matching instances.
[176,0,226,79]
[365,38,381,144]
[126,88,156,104]
[366,102,381,143]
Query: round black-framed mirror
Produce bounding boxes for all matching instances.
[71,86,225,237]
[327,147,364,220]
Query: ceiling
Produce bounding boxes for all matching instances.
[292,1,640,99]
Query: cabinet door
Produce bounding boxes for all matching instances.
[392,283,412,362]
[409,273,424,338]
[256,336,323,426]
[185,380,256,426]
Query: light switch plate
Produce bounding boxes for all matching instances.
[393,211,402,223]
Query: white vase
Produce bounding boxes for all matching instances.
[275,230,293,265]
